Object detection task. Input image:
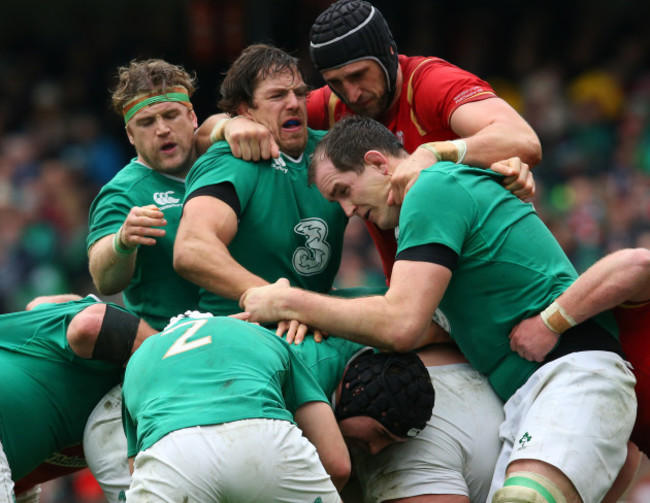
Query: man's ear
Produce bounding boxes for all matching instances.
[125,125,136,146]
[189,108,199,129]
[364,150,390,175]
[236,102,252,119]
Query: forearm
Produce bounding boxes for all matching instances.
[449,98,542,169]
[461,122,541,169]
[553,248,650,324]
[174,237,268,301]
[272,288,430,352]
[295,401,350,492]
[194,113,229,155]
[88,234,137,295]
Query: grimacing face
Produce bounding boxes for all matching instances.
[314,154,400,230]
[126,101,198,177]
[239,69,309,158]
[322,59,392,119]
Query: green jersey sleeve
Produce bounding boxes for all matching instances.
[185,143,260,212]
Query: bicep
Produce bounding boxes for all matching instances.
[449,98,531,138]
[388,259,452,328]
[179,196,238,246]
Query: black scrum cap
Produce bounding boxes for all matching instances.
[335,351,435,438]
[310,1,399,96]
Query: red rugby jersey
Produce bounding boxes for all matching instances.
[307,55,497,281]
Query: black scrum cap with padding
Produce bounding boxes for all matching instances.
[309,0,399,96]
[335,350,435,438]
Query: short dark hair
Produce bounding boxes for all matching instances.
[335,350,435,438]
[308,115,406,184]
[218,44,305,116]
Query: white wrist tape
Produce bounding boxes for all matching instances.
[540,300,577,334]
[419,139,467,164]
[449,139,467,164]
[208,118,231,144]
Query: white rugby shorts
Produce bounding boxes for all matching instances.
[488,351,637,503]
[127,419,341,503]
[82,384,130,503]
[354,364,504,502]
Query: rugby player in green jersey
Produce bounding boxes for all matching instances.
[122,311,435,503]
[84,58,202,502]
[241,116,637,503]
[0,295,153,503]
[174,44,347,338]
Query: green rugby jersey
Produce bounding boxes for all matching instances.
[122,316,328,456]
[185,129,348,315]
[88,159,200,330]
[397,162,617,400]
[0,297,124,479]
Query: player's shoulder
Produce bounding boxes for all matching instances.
[407,162,460,197]
[308,128,328,144]
[400,55,450,75]
[189,143,260,182]
[94,162,182,209]
[100,159,173,191]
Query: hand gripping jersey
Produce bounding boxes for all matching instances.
[307,55,497,280]
[184,129,348,315]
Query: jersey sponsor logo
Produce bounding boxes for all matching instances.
[44,452,88,468]
[271,157,288,174]
[293,218,331,276]
[153,191,181,206]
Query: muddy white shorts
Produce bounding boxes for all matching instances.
[0,438,14,503]
[354,363,504,502]
[83,384,130,502]
[487,351,637,503]
[127,419,341,503]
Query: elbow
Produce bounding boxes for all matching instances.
[67,304,106,358]
[385,318,429,353]
[173,244,195,280]
[523,134,542,168]
[625,248,650,289]
[92,279,119,296]
[329,457,351,493]
[627,248,650,271]
[88,263,124,296]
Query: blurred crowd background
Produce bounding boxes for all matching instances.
[1,0,649,500]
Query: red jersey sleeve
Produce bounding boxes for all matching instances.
[410,58,496,132]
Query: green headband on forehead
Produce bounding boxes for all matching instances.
[123,89,191,124]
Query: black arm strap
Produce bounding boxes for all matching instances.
[184,182,241,219]
[92,305,140,365]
